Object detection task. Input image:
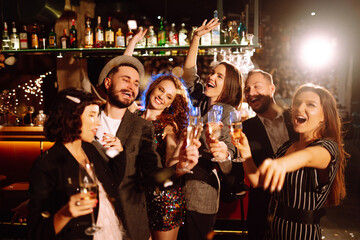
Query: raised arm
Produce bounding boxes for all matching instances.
[184,18,220,69]
[123,27,147,56]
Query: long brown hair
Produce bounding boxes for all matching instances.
[144,74,190,138]
[293,84,348,206]
[215,62,243,108]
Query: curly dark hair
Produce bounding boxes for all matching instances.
[44,88,102,143]
[143,74,191,138]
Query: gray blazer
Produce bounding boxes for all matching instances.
[182,67,236,214]
[94,109,162,240]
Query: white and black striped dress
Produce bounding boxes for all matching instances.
[266,138,339,240]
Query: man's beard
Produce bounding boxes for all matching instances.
[251,95,272,114]
[107,84,134,109]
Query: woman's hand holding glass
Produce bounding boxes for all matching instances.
[79,162,101,235]
[206,106,229,162]
[177,107,203,174]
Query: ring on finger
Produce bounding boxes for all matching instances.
[75,201,81,206]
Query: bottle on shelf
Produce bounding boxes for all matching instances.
[95,16,104,48]
[136,26,146,48]
[69,19,77,48]
[31,23,39,49]
[115,27,125,48]
[238,12,248,45]
[35,110,46,127]
[157,17,166,46]
[19,25,29,49]
[178,23,188,46]
[39,24,47,49]
[146,26,157,47]
[48,27,57,49]
[169,23,178,46]
[201,26,212,46]
[211,10,221,45]
[2,22,10,50]
[126,28,134,46]
[60,28,69,49]
[10,22,20,50]
[84,17,93,48]
[169,23,178,55]
[231,21,239,44]
[105,17,115,48]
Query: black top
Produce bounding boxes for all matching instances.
[28,142,121,240]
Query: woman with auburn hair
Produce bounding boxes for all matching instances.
[138,74,193,240]
[233,84,347,239]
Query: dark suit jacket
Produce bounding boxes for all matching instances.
[28,142,121,240]
[94,109,162,240]
[243,110,296,240]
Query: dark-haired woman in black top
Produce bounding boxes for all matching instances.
[28,88,124,239]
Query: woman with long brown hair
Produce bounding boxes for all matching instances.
[234,84,347,239]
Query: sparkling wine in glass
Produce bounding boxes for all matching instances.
[178,107,203,174]
[79,163,101,235]
[230,110,246,162]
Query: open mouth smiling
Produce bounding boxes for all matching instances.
[295,115,307,124]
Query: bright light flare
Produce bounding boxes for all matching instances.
[300,36,335,68]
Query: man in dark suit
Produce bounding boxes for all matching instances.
[243,69,297,240]
[94,55,199,240]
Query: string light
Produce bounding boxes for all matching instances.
[1,70,53,117]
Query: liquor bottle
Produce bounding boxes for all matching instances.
[178,23,188,46]
[2,22,10,50]
[238,12,248,45]
[146,26,157,47]
[60,28,69,49]
[69,19,77,48]
[105,17,114,48]
[31,23,39,49]
[157,17,166,46]
[136,26,146,47]
[126,28,134,46]
[115,27,125,47]
[211,10,221,45]
[19,25,29,49]
[201,29,211,45]
[84,17,93,48]
[39,24,46,49]
[10,22,20,50]
[95,16,104,48]
[48,27,56,48]
[231,21,239,44]
[169,23,178,46]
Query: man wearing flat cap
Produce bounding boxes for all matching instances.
[94,33,199,240]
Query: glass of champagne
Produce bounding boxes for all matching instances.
[229,110,246,162]
[178,107,203,174]
[207,106,227,162]
[79,162,101,235]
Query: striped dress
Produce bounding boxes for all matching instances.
[266,139,339,240]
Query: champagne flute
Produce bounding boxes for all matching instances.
[207,106,228,162]
[229,110,246,162]
[178,107,203,174]
[79,162,101,235]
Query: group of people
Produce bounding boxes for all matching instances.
[25,18,347,240]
